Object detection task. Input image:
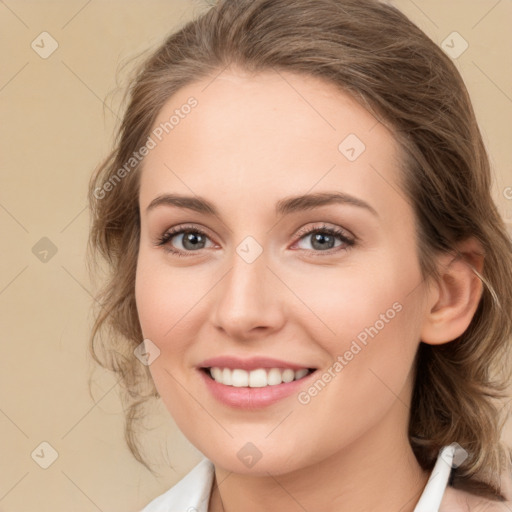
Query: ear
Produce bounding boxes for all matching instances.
[420,237,485,346]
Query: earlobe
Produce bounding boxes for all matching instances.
[420,237,485,346]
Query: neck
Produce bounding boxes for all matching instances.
[209,399,430,512]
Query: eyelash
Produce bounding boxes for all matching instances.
[155,223,356,258]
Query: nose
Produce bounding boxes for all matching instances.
[210,250,286,341]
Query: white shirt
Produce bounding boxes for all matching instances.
[140,444,457,512]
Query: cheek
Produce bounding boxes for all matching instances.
[134,253,200,410]
[134,264,190,412]
[134,265,170,340]
[293,282,422,458]
[317,262,423,420]
[135,250,205,341]
[295,248,423,397]
[281,255,415,352]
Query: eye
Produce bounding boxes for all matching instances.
[155,223,356,257]
[155,224,215,257]
[292,224,355,255]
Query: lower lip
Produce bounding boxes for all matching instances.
[198,369,317,409]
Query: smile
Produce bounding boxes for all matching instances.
[198,366,319,409]
[204,367,315,387]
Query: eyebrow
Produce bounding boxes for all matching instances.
[145,191,378,217]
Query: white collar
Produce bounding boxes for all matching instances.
[414,444,456,512]
[141,445,454,512]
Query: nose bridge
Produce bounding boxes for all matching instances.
[211,245,283,337]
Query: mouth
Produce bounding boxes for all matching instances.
[200,367,317,388]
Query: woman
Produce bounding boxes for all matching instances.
[88,0,512,510]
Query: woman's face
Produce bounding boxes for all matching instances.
[135,68,429,475]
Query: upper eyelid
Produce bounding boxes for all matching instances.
[295,223,355,240]
[162,222,350,235]
[163,223,216,242]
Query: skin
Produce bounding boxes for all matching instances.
[135,67,487,511]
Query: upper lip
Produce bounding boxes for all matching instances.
[198,356,316,372]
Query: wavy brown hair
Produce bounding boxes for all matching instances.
[87,0,512,499]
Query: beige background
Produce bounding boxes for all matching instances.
[1,1,511,511]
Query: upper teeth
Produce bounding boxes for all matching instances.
[209,367,310,387]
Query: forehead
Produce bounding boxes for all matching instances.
[139,68,404,220]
